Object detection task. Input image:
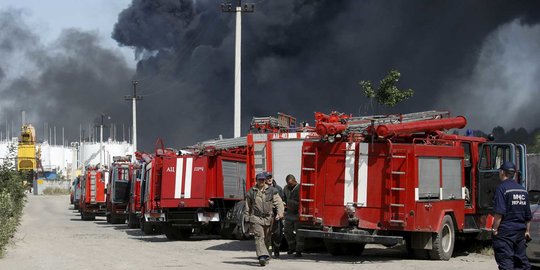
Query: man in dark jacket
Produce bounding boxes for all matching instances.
[492,161,532,270]
[244,172,284,266]
[266,172,284,258]
[283,174,301,257]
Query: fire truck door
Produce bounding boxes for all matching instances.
[516,144,527,187]
[477,143,516,212]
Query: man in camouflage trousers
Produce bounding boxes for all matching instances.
[244,172,284,266]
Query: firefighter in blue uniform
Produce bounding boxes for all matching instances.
[492,161,532,270]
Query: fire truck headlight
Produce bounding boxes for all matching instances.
[328,136,335,143]
[345,204,355,216]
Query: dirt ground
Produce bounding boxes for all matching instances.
[0,195,499,270]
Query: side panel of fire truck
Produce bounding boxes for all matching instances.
[298,139,527,260]
[247,132,316,187]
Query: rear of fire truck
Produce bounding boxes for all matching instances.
[296,110,527,260]
[155,138,247,240]
[106,156,132,224]
[80,166,108,221]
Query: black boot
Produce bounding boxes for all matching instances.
[274,250,280,258]
[258,256,267,266]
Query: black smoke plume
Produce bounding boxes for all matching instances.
[0,8,134,144]
[112,0,540,150]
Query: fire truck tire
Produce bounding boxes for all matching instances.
[111,216,125,224]
[219,223,235,239]
[127,214,139,228]
[81,212,95,221]
[429,215,455,261]
[142,223,154,235]
[106,214,111,223]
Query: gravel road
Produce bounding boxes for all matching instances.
[0,195,499,270]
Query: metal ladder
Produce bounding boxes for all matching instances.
[299,144,318,219]
[346,110,450,133]
[388,148,409,225]
[90,171,96,203]
[191,136,247,151]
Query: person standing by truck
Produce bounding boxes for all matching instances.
[265,172,285,258]
[283,174,301,257]
[244,172,284,266]
[492,161,532,270]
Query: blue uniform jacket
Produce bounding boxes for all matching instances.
[493,178,532,232]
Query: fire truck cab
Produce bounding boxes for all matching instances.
[296,111,527,260]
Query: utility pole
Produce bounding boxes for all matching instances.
[99,113,110,166]
[221,0,254,138]
[125,81,143,153]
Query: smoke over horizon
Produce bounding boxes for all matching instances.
[0,8,135,145]
[1,1,540,151]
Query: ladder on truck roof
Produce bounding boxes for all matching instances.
[190,136,247,152]
[345,110,450,133]
[250,112,298,132]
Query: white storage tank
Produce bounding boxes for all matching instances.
[38,142,73,178]
[80,140,133,167]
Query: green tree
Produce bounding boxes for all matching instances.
[0,143,26,256]
[360,70,414,108]
[528,131,540,154]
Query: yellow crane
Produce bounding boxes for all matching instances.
[17,124,36,171]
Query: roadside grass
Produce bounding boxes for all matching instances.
[42,187,70,195]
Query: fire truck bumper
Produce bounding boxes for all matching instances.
[297,229,403,246]
[144,213,166,222]
[197,212,220,223]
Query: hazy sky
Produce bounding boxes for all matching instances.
[0,0,135,66]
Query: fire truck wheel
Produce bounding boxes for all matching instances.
[219,223,235,239]
[127,214,139,228]
[106,214,111,223]
[429,215,455,261]
[142,223,154,235]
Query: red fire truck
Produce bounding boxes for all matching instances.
[106,156,133,224]
[295,110,527,260]
[80,166,109,221]
[139,139,248,239]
